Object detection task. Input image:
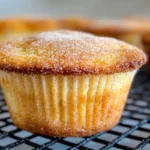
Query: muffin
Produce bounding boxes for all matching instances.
[58,17,90,31]
[142,32,150,71]
[0,18,59,42]
[0,18,30,42]
[86,18,150,49]
[24,18,59,32]
[0,30,147,137]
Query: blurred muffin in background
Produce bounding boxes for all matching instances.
[142,32,150,71]
[86,17,150,49]
[0,17,91,43]
[24,18,59,32]
[0,18,59,42]
[0,18,30,42]
[124,16,150,23]
[58,16,91,31]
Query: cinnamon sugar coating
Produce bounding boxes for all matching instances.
[0,30,147,75]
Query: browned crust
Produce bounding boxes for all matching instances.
[0,30,147,75]
[0,59,146,75]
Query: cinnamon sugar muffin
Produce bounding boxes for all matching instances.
[0,18,31,42]
[0,18,59,42]
[0,30,147,137]
[59,17,90,31]
[24,18,59,32]
[142,32,150,71]
[87,18,150,49]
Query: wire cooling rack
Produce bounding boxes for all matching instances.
[0,69,149,150]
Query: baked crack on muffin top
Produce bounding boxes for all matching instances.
[0,30,147,75]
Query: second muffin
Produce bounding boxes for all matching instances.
[0,30,147,137]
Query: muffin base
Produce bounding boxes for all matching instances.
[0,71,136,137]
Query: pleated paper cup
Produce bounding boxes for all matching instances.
[0,70,136,137]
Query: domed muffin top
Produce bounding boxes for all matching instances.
[0,30,147,75]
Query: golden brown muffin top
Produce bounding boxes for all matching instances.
[0,30,147,75]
